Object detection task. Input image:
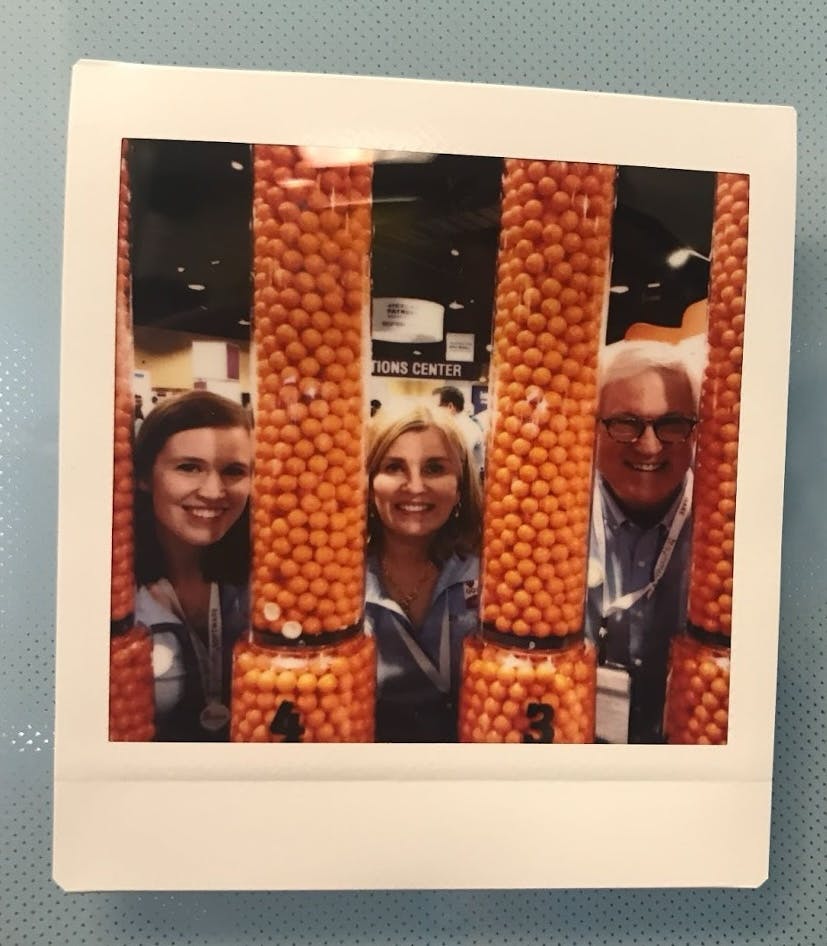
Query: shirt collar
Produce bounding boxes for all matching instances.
[598,476,686,533]
[365,551,478,607]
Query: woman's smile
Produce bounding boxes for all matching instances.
[182,505,228,518]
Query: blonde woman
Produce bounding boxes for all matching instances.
[365,405,483,742]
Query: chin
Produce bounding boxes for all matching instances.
[174,519,230,547]
[622,484,679,512]
[389,518,443,539]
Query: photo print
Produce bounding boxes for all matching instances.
[55,62,794,891]
[110,141,741,748]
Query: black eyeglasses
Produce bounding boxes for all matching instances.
[600,414,697,445]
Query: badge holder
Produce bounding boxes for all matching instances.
[595,662,632,745]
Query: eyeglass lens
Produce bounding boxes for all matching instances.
[604,415,695,444]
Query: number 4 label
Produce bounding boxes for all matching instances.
[269,700,305,742]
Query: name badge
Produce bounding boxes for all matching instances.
[596,664,632,744]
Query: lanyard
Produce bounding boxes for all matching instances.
[189,583,229,730]
[392,602,451,694]
[592,469,693,623]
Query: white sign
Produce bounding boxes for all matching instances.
[372,297,444,343]
[445,332,475,362]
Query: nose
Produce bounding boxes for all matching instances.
[197,469,226,499]
[635,423,661,456]
[404,467,426,493]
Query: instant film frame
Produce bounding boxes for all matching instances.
[55,60,796,890]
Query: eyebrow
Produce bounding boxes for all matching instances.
[171,454,251,468]
[383,453,451,462]
[606,411,692,419]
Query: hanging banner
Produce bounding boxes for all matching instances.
[371,297,444,343]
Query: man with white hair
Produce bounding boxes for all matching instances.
[586,336,705,744]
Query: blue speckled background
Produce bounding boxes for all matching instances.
[1,1,823,943]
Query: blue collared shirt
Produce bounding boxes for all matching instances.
[365,552,480,742]
[585,478,691,743]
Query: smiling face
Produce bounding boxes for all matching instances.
[371,426,461,544]
[597,367,695,519]
[149,426,252,553]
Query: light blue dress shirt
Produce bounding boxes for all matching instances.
[585,477,692,742]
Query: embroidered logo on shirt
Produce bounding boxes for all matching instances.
[463,580,479,608]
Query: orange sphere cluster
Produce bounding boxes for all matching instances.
[109,626,155,741]
[688,173,749,635]
[458,636,596,743]
[110,146,136,622]
[250,144,372,637]
[481,160,616,638]
[230,633,375,742]
[663,635,729,745]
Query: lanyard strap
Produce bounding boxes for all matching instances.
[190,582,224,704]
[393,602,451,694]
[592,469,693,622]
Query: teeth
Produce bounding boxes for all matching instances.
[398,504,430,512]
[630,463,663,472]
[187,508,223,519]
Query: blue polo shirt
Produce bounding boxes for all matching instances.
[365,552,480,743]
[585,477,692,743]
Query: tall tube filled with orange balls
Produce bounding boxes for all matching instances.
[108,141,155,742]
[663,172,749,745]
[458,159,616,744]
[229,145,376,743]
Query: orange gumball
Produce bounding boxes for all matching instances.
[249,144,371,638]
[688,173,749,636]
[109,626,155,741]
[110,149,136,624]
[663,635,730,744]
[480,159,616,638]
[230,633,375,742]
[459,636,596,743]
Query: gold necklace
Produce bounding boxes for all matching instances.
[381,558,435,615]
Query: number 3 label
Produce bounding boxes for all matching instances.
[522,701,554,743]
[269,700,305,742]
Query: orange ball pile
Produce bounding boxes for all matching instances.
[688,173,749,635]
[250,144,372,637]
[230,633,375,742]
[458,636,596,743]
[109,626,155,741]
[663,634,730,745]
[110,146,136,622]
[481,159,616,639]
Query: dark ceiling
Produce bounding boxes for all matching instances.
[127,140,715,346]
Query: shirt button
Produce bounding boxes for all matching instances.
[633,658,643,668]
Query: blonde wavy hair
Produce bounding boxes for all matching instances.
[366,404,483,564]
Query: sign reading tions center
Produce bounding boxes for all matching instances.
[371,359,465,378]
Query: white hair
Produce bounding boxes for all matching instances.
[598,335,707,409]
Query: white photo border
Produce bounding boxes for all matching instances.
[55,60,796,890]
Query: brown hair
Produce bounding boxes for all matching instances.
[366,404,482,564]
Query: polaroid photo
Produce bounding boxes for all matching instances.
[54,60,796,890]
